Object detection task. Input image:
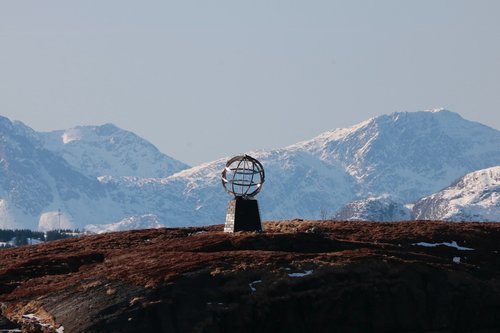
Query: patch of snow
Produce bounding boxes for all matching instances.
[413,241,474,251]
[453,256,461,263]
[0,237,16,247]
[22,313,62,331]
[188,230,207,236]
[249,280,262,292]
[22,314,39,320]
[426,107,447,113]
[404,203,415,210]
[0,199,17,229]
[27,238,44,245]
[38,211,74,231]
[288,270,314,278]
[62,128,82,144]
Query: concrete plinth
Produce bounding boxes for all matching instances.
[224,197,262,233]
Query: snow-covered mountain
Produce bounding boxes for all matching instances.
[160,109,499,224]
[40,124,188,178]
[333,196,414,221]
[413,166,500,221]
[1,109,499,231]
[85,214,165,234]
[0,117,189,230]
[290,109,500,202]
[0,116,107,230]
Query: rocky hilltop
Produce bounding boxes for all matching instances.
[1,220,499,333]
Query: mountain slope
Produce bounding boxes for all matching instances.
[40,124,189,178]
[413,166,500,221]
[290,109,500,202]
[333,196,414,221]
[0,117,107,230]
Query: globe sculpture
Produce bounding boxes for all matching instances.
[222,155,265,198]
[221,155,265,232]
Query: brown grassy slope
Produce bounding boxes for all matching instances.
[0,220,499,332]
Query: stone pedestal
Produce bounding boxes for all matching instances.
[224,197,262,233]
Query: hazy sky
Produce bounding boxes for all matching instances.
[1,1,499,165]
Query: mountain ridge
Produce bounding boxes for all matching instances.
[0,109,499,230]
[413,166,500,221]
[40,123,189,178]
[290,109,500,201]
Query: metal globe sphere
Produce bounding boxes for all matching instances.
[221,155,265,198]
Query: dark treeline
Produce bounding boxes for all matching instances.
[0,229,82,247]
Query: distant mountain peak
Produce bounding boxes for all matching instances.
[289,109,500,202]
[292,109,463,151]
[41,123,189,178]
[59,123,127,145]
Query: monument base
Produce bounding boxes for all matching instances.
[224,197,262,233]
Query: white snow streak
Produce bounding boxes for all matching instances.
[413,241,473,251]
[288,270,314,278]
[249,280,262,292]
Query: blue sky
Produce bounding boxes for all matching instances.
[1,1,499,165]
